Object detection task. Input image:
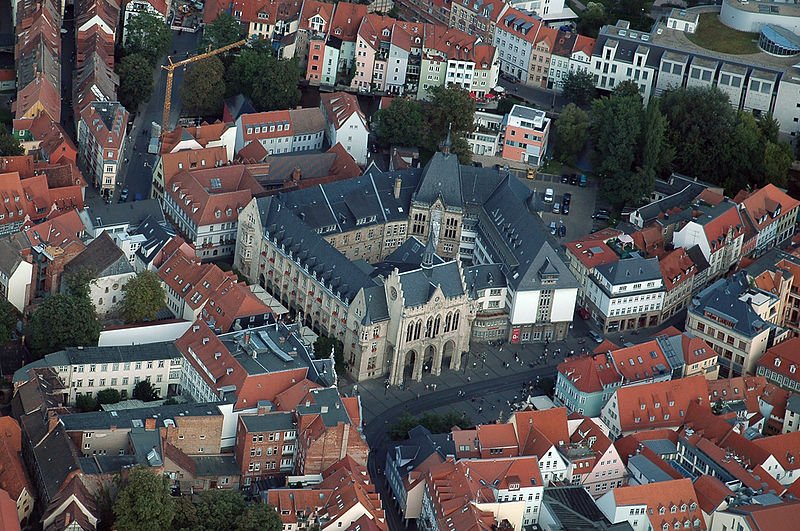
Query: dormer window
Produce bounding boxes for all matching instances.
[671,505,677,513]
[791,365,796,374]
[659,507,665,515]
[258,12,268,19]
[681,504,686,512]
[775,358,782,367]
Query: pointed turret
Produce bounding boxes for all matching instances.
[421,235,436,269]
[439,123,452,155]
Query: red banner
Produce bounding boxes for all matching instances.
[511,328,521,344]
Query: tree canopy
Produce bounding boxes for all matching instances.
[117,53,154,111]
[554,103,590,165]
[123,12,171,65]
[132,380,159,402]
[389,411,473,441]
[0,299,18,342]
[426,84,475,163]
[226,44,301,112]
[121,271,166,323]
[561,70,597,108]
[373,98,425,147]
[27,294,100,356]
[201,13,243,50]
[113,467,174,531]
[96,388,122,404]
[172,490,281,531]
[181,55,226,118]
[0,124,23,156]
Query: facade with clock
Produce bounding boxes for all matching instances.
[235,141,578,384]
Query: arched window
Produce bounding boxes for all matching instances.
[406,322,414,342]
[425,317,433,338]
[452,311,460,330]
[433,315,441,337]
[414,320,422,340]
[444,312,452,332]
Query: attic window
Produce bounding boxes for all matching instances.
[791,365,796,374]
[775,358,782,367]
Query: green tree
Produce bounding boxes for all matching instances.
[123,12,171,65]
[661,86,736,183]
[373,98,425,147]
[172,495,200,531]
[202,13,243,49]
[235,504,282,531]
[561,70,596,108]
[0,124,23,156]
[554,103,590,165]
[227,45,301,112]
[75,394,99,412]
[113,467,174,531]
[313,335,344,373]
[64,268,96,300]
[0,299,18,342]
[613,79,642,100]
[757,114,780,143]
[28,294,100,356]
[577,2,608,38]
[121,271,166,323]
[96,388,122,404]
[132,380,159,401]
[426,84,475,163]
[591,93,648,207]
[763,141,794,188]
[181,55,226,118]
[638,98,672,181]
[723,112,765,192]
[194,490,246,531]
[117,53,155,111]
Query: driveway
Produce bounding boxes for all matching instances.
[518,172,598,243]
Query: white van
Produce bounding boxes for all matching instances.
[544,188,554,203]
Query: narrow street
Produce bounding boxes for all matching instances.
[117,29,203,203]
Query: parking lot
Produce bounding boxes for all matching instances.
[515,172,600,242]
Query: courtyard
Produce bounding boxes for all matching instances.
[687,12,759,55]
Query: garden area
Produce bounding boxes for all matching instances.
[687,13,759,55]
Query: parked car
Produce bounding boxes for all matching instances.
[589,330,603,343]
[552,202,561,214]
[549,221,558,235]
[559,224,567,237]
[119,187,129,202]
[570,174,580,186]
[544,188,554,203]
[563,192,572,205]
[592,209,610,221]
[579,174,587,187]
[562,202,570,215]
[560,174,570,183]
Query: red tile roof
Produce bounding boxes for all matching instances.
[496,8,541,43]
[24,115,78,165]
[299,0,333,31]
[692,475,732,514]
[13,73,61,123]
[572,34,596,57]
[659,247,696,291]
[329,2,369,42]
[735,184,800,232]
[564,230,621,270]
[160,122,233,154]
[23,209,86,252]
[609,339,671,383]
[614,375,709,434]
[752,431,800,472]
[702,204,743,253]
[758,337,800,386]
[166,165,264,227]
[706,375,767,414]
[476,423,518,451]
[159,146,230,188]
[557,353,621,394]
[679,333,717,365]
[320,92,367,131]
[0,417,31,503]
[611,479,706,530]
[632,224,665,258]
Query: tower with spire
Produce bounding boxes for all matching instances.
[439,123,452,155]
[421,233,436,269]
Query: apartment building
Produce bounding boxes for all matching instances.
[596,479,704,531]
[563,229,623,307]
[585,254,665,334]
[235,411,296,485]
[320,92,369,165]
[77,101,128,199]
[448,0,508,44]
[162,165,264,260]
[659,247,697,322]
[203,0,301,41]
[12,342,183,405]
[499,104,551,166]
[734,184,800,258]
[150,146,230,205]
[306,3,368,86]
[756,337,800,393]
[233,108,326,156]
[686,273,791,376]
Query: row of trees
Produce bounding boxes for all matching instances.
[372,85,477,163]
[389,411,473,440]
[113,467,282,531]
[554,77,795,208]
[117,13,172,111]
[26,270,166,357]
[75,380,161,412]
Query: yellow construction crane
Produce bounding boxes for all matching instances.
[161,38,249,131]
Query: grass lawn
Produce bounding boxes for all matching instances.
[687,13,759,55]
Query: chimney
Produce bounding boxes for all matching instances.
[292,167,302,182]
[394,177,402,199]
[145,417,157,430]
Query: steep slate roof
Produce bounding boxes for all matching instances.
[241,412,296,433]
[689,273,779,339]
[595,254,662,286]
[413,151,463,207]
[398,261,464,307]
[63,231,133,277]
